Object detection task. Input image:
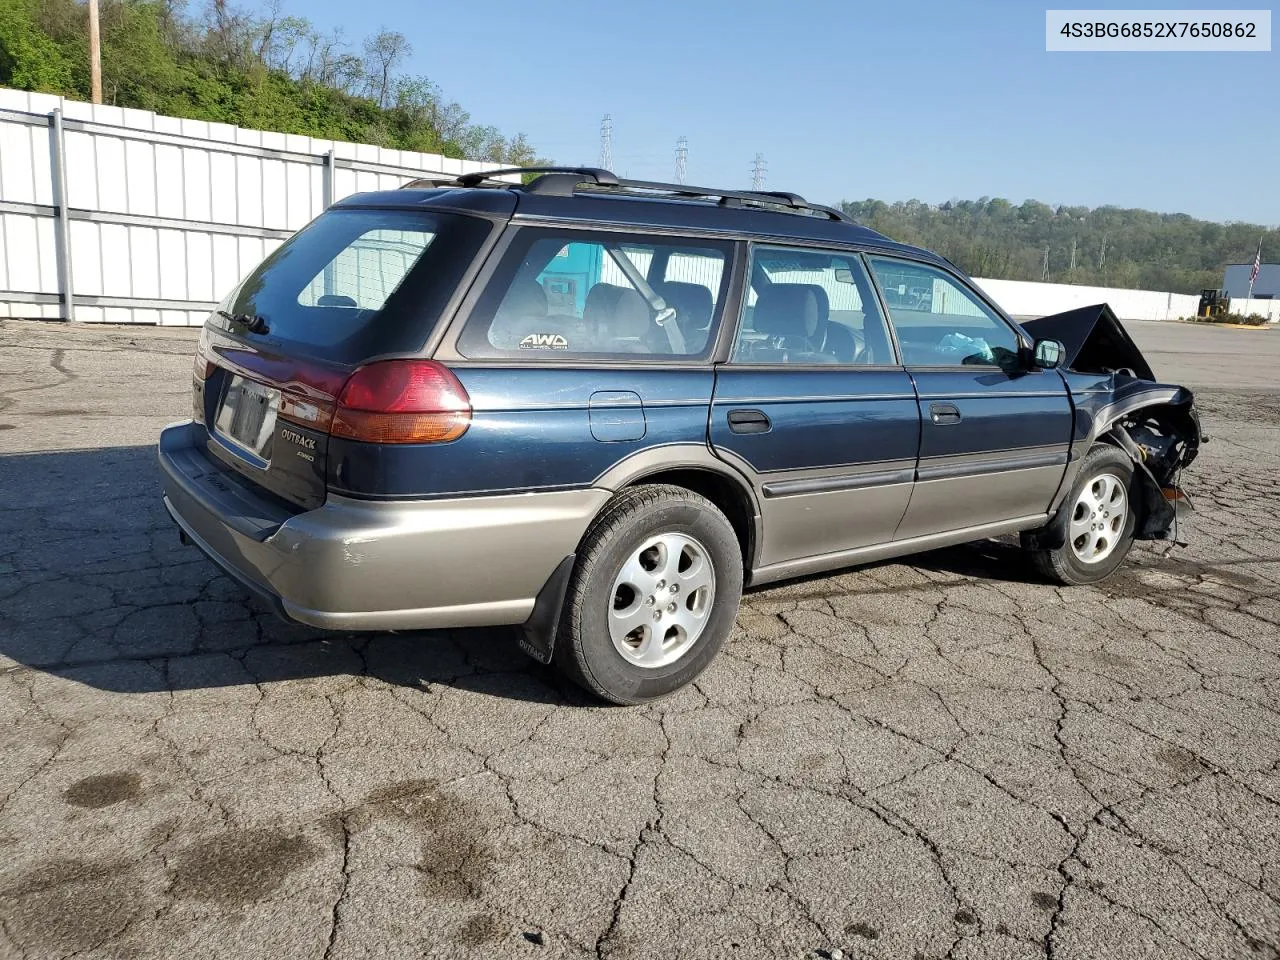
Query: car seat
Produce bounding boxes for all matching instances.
[584,283,653,353]
[746,283,838,363]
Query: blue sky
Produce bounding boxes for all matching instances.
[296,0,1278,223]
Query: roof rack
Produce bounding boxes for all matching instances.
[400,166,616,192]
[400,166,851,222]
[458,165,620,188]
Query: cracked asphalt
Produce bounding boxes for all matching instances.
[1,318,1278,960]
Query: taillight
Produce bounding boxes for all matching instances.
[330,360,471,444]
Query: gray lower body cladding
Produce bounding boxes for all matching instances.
[159,420,609,630]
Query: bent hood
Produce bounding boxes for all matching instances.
[1020,303,1155,381]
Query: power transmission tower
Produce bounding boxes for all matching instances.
[1069,238,1077,272]
[599,115,613,171]
[675,137,688,185]
[750,153,767,190]
[1098,233,1108,271]
[1041,245,1050,281]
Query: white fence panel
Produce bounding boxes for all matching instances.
[973,277,1201,322]
[0,213,58,294]
[0,86,512,325]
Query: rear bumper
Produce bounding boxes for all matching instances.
[158,421,608,631]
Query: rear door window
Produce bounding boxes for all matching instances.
[456,229,732,360]
[732,245,897,365]
[222,209,491,362]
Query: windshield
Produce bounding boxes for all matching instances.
[219,209,491,362]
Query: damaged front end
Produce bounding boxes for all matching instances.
[1022,304,1202,546]
[1107,398,1200,542]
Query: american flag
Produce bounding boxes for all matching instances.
[1251,242,1262,286]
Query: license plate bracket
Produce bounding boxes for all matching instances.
[214,375,280,465]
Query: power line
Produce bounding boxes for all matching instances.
[674,136,688,185]
[599,114,613,171]
[750,153,766,190]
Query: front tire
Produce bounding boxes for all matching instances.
[1029,445,1137,585]
[555,485,743,705]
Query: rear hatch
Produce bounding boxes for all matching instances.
[192,205,495,510]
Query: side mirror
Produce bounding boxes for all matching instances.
[1032,338,1065,369]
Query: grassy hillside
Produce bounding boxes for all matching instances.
[0,0,539,163]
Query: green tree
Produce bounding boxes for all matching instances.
[0,0,76,91]
[0,0,544,166]
[841,194,1278,295]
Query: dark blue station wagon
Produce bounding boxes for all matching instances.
[159,167,1201,704]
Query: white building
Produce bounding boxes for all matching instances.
[1222,263,1280,299]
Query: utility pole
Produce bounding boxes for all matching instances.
[1041,245,1050,281]
[750,153,766,190]
[1069,238,1077,272]
[88,0,102,104]
[675,136,688,185]
[599,115,613,171]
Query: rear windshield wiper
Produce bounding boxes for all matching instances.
[216,310,270,335]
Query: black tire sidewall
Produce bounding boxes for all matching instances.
[571,496,742,704]
[1055,448,1138,582]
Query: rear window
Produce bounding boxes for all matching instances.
[297,227,434,310]
[221,209,491,362]
[456,228,732,360]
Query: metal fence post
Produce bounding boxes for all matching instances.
[48,108,75,321]
[322,147,335,209]
[321,147,336,297]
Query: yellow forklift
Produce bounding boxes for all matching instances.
[1197,288,1230,318]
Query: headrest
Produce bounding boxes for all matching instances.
[585,283,651,339]
[753,284,830,339]
[658,281,714,330]
[500,276,547,318]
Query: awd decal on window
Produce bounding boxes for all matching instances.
[519,333,569,350]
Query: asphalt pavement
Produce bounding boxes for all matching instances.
[0,317,1277,960]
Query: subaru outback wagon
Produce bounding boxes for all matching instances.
[159,167,1201,704]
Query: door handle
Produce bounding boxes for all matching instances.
[727,409,772,434]
[929,403,961,425]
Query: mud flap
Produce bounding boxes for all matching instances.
[518,555,575,664]
[1020,498,1071,551]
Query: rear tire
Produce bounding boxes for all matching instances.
[1029,445,1137,586]
[555,484,743,705]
